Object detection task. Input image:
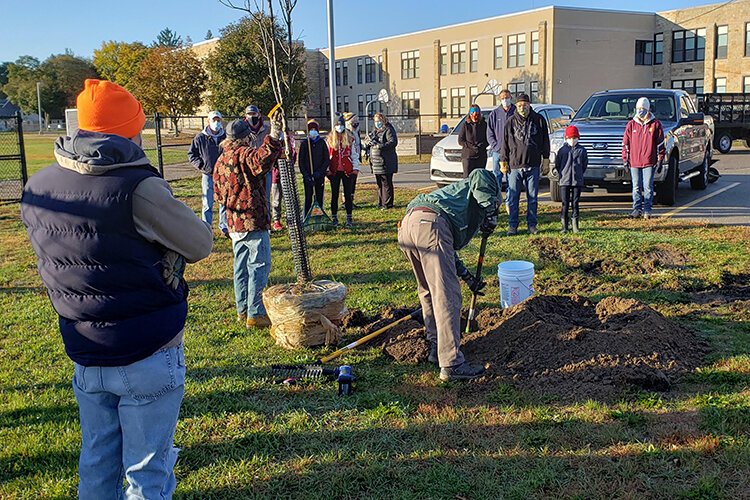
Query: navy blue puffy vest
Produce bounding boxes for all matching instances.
[21,164,188,367]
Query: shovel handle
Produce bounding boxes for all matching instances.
[465,233,489,334]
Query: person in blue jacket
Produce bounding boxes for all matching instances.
[188,110,228,237]
[553,125,588,233]
[486,88,515,209]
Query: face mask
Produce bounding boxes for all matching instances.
[248,116,259,126]
[566,138,579,147]
[517,104,529,117]
[210,121,222,132]
[636,108,648,118]
[309,129,319,139]
[501,98,512,108]
[375,121,383,129]
[335,125,345,133]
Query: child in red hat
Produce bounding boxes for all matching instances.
[553,125,588,233]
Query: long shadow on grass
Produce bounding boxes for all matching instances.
[0,401,78,430]
[0,448,79,483]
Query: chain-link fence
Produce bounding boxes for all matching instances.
[0,111,28,201]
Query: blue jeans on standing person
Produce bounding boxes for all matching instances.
[630,166,655,213]
[72,343,186,500]
[201,174,227,232]
[232,230,271,318]
[507,166,541,229]
[491,152,508,205]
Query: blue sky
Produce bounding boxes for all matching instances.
[0,0,721,62]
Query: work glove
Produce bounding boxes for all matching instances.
[623,160,630,169]
[550,167,559,178]
[269,110,283,139]
[657,157,665,170]
[480,213,498,236]
[541,158,551,175]
[500,161,510,175]
[161,250,186,291]
[459,268,486,295]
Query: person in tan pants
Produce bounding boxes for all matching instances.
[398,169,499,381]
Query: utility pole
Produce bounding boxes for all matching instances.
[36,82,42,135]
[326,0,336,127]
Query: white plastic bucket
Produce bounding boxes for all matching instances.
[498,260,535,308]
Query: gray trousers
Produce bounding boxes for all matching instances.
[398,209,464,368]
[271,179,282,222]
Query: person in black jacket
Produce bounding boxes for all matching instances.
[553,125,588,233]
[298,119,330,216]
[188,110,228,236]
[500,94,550,235]
[458,104,489,178]
[366,112,398,209]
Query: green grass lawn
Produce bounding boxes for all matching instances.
[1,175,749,498]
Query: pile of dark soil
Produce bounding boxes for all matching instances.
[375,295,710,401]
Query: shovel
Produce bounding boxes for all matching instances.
[464,233,489,334]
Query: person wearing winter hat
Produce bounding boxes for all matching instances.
[299,119,330,216]
[553,125,588,233]
[188,111,228,237]
[622,97,665,219]
[500,93,550,235]
[20,79,213,498]
[214,118,284,328]
[458,104,489,178]
[327,115,359,227]
[245,104,274,216]
[343,111,362,207]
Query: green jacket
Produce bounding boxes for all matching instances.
[407,169,499,274]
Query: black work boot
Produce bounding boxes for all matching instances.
[561,217,569,234]
[428,342,438,365]
[572,218,580,233]
[331,214,338,227]
[439,362,485,381]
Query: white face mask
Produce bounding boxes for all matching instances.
[335,125,345,133]
[210,120,222,132]
[501,98,512,108]
[566,138,578,147]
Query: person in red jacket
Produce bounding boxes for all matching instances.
[622,97,665,219]
[327,115,359,228]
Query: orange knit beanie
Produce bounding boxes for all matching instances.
[76,79,146,139]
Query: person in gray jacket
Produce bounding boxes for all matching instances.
[366,112,398,209]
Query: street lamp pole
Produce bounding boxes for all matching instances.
[326,0,336,128]
[36,82,42,135]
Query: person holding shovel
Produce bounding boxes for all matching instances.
[298,119,330,216]
[398,168,499,381]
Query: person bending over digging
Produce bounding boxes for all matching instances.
[213,118,284,328]
[398,169,499,381]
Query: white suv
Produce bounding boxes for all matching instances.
[430,104,574,186]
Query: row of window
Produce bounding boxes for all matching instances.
[325,56,384,87]
[437,82,541,116]
[636,24,750,66]
[324,94,385,117]
[430,32,540,79]
[654,76,750,94]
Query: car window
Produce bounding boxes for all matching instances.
[545,108,569,131]
[450,110,492,135]
[575,94,677,121]
[680,97,691,118]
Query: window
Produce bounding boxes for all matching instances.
[439,45,447,75]
[470,41,478,72]
[342,61,348,86]
[531,31,539,65]
[715,77,727,93]
[450,87,466,116]
[325,97,330,117]
[365,57,376,83]
[366,94,376,116]
[680,96,692,118]
[672,28,706,63]
[401,50,420,79]
[745,77,750,93]
[336,96,342,113]
[343,96,349,112]
[654,33,664,64]
[716,25,728,59]
[469,85,478,105]
[378,55,383,82]
[451,43,466,74]
[401,91,420,117]
[508,81,526,97]
[335,62,341,86]
[746,23,750,56]
[324,62,329,87]
[653,81,662,88]
[357,58,363,84]
[672,79,704,94]
[508,33,526,68]
[358,95,364,116]
[440,89,448,117]
[635,40,654,65]
[530,81,540,103]
[494,37,503,69]
[545,108,568,131]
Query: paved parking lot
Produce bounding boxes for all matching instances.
[358,149,750,226]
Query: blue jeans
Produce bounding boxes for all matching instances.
[201,174,227,232]
[73,344,185,499]
[232,230,271,318]
[491,152,508,203]
[507,167,541,229]
[630,167,655,213]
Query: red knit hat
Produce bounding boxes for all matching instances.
[564,125,580,139]
[76,79,146,139]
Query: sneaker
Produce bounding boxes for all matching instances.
[237,313,247,323]
[439,362,486,381]
[271,221,283,232]
[428,342,438,365]
[507,227,518,236]
[331,215,339,227]
[643,212,652,220]
[345,219,353,229]
[527,226,538,235]
[246,315,271,328]
[629,209,642,218]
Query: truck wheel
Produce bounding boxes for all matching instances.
[656,156,678,206]
[549,178,561,202]
[715,133,732,154]
[690,148,709,190]
[745,138,750,149]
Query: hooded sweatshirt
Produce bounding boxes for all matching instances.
[622,112,665,168]
[459,106,489,161]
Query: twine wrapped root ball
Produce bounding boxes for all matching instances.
[262,280,347,349]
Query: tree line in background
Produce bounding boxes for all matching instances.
[0,18,306,130]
